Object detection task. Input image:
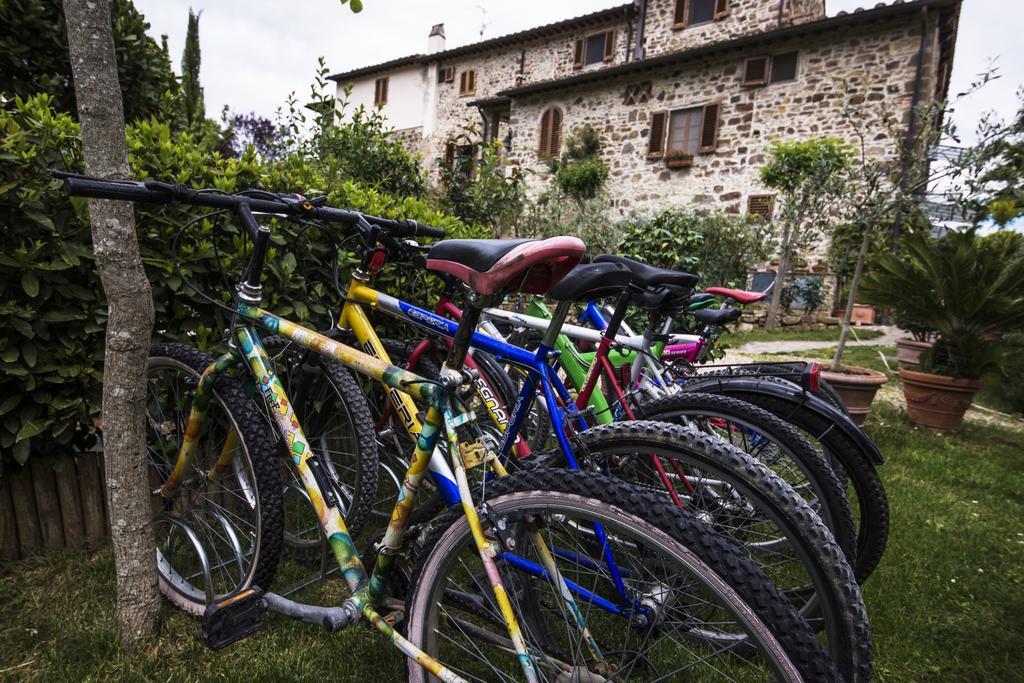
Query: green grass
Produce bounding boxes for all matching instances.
[2,407,1023,681]
[725,326,885,346]
[763,344,899,375]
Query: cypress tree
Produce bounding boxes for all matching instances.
[181,9,204,126]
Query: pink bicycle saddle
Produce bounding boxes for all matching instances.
[704,287,768,304]
[426,237,586,296]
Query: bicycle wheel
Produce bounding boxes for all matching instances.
[529,421,871,682]
[262,335,379,550]
[633,392,858,567]
[146,343,283,614]
[405,469,840,682]
[681,375,889,582]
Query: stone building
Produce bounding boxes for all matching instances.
[331,0,958,320]
[331,0,959,220]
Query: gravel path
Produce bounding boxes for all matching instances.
[732,325,903,355]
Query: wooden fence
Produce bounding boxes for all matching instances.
[0,454,108,561]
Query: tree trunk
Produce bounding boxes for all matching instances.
[831,222,873,371]
[764,228,793,330]
[63,0,160,649]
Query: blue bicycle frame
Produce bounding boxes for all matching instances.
[352,290,632,610]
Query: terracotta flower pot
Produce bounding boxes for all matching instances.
[820,365,888,427]
[849,304,876,325]
[894,338,934,369]
[899,368,981,432]
[666,156,693,169]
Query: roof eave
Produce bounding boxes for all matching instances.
[498,0,961,99]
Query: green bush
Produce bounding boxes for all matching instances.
[617,208,772,287]
[554,158,608,201]
[0,93,480,469]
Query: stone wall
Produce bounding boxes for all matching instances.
[643,0,784,56]
[422,14,636,176]
[506,11,932,236]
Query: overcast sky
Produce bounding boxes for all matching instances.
[134,0,1020,144]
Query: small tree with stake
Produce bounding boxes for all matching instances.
[759,138,852,330]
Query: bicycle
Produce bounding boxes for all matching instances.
[263,241,871,681]
[60,172,840,682]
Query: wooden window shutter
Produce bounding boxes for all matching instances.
[673,0,687,27]
[444,143,455,168]
[469,71,476,93]
[715,0,730,19]
[573,38,584,69]
[381,78,388,104]
[648,111,667,157]
[550,108,562,157]
[539,110,552,157]
[742,57,769,86]
[699,103,720,153]
[539,108,563,158]
[603,30,616,62]
[747,195,774,221]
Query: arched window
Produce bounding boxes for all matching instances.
[538,107,563,159]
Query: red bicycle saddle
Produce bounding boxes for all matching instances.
[426,237,586,296]
[704,287,768,304]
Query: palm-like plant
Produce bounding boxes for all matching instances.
[860,229,1024,379]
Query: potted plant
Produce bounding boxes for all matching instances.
[665,151,694,169]
[860,229,1024,431]
[894,328,935,369]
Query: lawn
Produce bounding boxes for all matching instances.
[725,326,886,346]
[2,405,1022,681]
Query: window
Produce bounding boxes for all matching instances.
[747,195,775,221]
[438,65,455,84]
[444,142,477,177]
[648,103,721,157]
[742,57,770,86]
[459,70,477,96]
[373,77,388,106]
[674,0,729,28]
[623,81,652,106]
[743,52,799,87]
[538,107,563,159]
[769,51,798,83]
[667,108,704,155]
[574,30,615,69]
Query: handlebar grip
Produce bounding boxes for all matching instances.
[56,172,165,203]
[409,221,446,239]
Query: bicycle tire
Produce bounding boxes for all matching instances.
[530,421,871,682]
[146,343,283,615]
[405,469,840,682]
[633,391,858,567]
[262,335,379,549]
[681,376,889,582]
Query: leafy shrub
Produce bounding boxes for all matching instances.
[617,208,772,287]
[0,93,480,469]
[437,139,526,236]
[554,158,609,202]
[550,125,609,203]
[861,228,1024,379]
[0,0,181,125]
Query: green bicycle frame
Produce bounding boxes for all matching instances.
[159,301,509,682]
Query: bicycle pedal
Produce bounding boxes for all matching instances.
[200,586,265,651]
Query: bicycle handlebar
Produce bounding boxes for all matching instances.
[53,171,447,241]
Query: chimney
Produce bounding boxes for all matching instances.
[428,23,446,54]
